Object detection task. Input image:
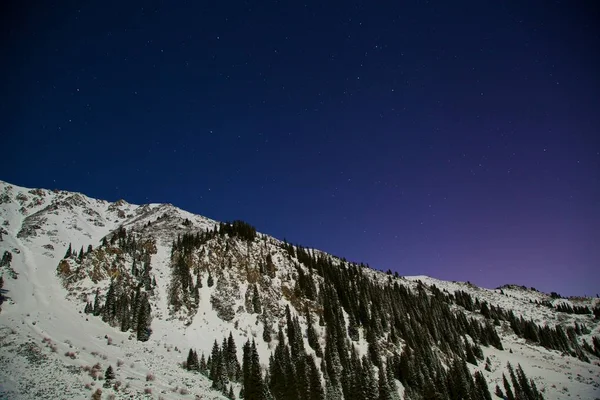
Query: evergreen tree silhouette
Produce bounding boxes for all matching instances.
[105,365,115,381]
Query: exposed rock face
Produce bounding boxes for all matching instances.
[210,277,239,322]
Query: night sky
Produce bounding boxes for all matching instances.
[2,1,599,296]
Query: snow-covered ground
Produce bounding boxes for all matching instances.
[0,181,226,399]
[1,179,599,399]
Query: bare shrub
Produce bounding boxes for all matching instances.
[84,383,92,390]
[146,373,155,381]
[144,388,152,394]
[179,387,189,395]
[116,359,124,367]
[107,337,113,345]
[64,351,76,359]
[91,388,102,400]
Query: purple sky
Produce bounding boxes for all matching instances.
[2,1,599,295]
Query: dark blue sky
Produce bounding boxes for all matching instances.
[2,1,599,295]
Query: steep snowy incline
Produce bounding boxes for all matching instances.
[1,179,599,400]
[0,180,225,399]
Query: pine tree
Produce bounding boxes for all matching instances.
[348,312,359,341]
[200,353,208,375]
[366,328,380,368]
[262,316,272,343]
[142,260,152,291]
[378,364,393,400]
[212,350,228,391]
[211,340,222,381]
[361,355,378,400]
[187,348,199,371]
[252,284,262,314]
[243,340,265,400]
[516,363,535,400]
[64,243,72,259]
[136,293,151,341]
[465,341,478,365]
[507,362,522,399]
[102,281,116,325]
[105,365,115,380]
[268,331,289,400]
[503,374,515,400]
[307,355,325,400]
[243,340,252,397]
[226,332,240,380]
[250,340,265,400]
[324,370,342,400]
[386,356,399,400]
[296,355,310,400]
[92,289,101,316]
[473,370,492,400]
[495,385,504,398]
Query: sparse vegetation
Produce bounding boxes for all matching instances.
[91,388,102,400]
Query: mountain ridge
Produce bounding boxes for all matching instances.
[1,179,599,400]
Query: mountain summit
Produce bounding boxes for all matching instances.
[0,179,599,399]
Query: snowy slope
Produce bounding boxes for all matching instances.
[403,276,600,399]
[1,179,599,400]
[0,181,224,399]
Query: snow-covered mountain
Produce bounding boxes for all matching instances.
[0,179,599,400]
